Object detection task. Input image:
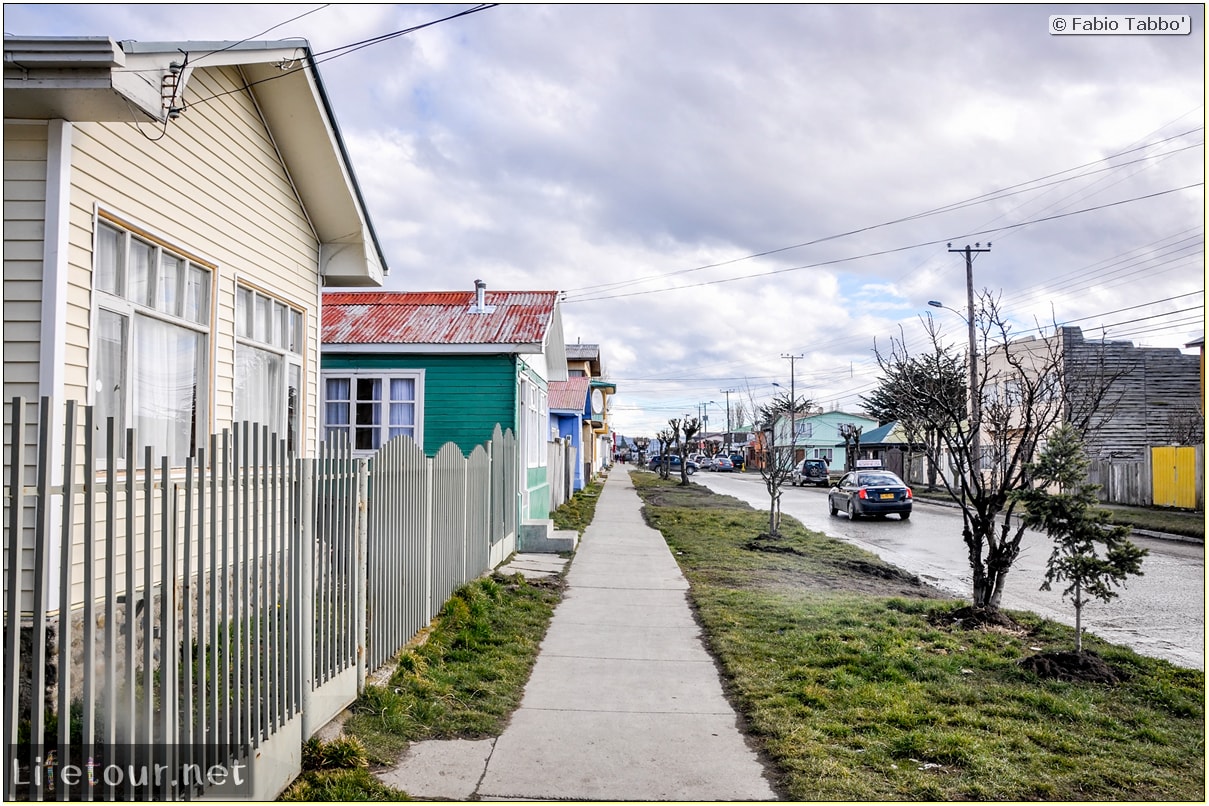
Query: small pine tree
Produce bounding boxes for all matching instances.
[1013,423,1148,652]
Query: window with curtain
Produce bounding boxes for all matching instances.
[92,219,210,467]
[234,285,304,455]
[322,371,422,453]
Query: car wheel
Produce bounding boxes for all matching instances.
[828,498,837,517]
[900,512,911,520]
[847,500,860,520]
[687,466,696,475]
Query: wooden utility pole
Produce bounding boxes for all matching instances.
[782,354,803,465]
[719,388,737,453]
[948,242,990,471]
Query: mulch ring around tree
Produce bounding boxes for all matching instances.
[1018,650,1125,684]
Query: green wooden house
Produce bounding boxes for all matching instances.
[321,281,567,550]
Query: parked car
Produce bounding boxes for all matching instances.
[710,455,734,472]
[697,455,716,470]
[728,453,746,471]
[828,470,912,520]
[792,458,830,487]
[647,455,699,475]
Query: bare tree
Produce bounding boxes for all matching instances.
[1164,407,1204,446]
[671,415,702,486]
[755,400,798,536]
[655,427,675,480]
[874,291,1131,613]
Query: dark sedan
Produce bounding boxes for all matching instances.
[828,470,912,520]
[647,455,698,475]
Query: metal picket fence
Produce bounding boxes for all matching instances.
[3,396,522,800]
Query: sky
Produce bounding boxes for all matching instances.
[4,3,1205,438]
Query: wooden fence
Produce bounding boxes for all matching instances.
[3,396,522,800]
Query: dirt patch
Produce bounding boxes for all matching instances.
[743,533,805,555]
[1018,650,1125,684]
[929,605,1028,633]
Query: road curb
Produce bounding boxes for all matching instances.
[913,497,1203,545]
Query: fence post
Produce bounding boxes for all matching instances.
[355,458,368,693]
[424,458,434,624]
[298,459,315,739]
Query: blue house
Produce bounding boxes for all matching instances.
[548,375,590,491]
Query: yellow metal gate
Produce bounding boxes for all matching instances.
[1152,446,1198,509]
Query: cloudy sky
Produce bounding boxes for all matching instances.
[5,3,1204,437]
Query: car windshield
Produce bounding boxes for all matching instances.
[857,472,900,486]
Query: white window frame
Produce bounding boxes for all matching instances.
[321,369,425,455]
[90,215,213,468]
[234,283,305,455]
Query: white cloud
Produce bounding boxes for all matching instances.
[5,3,1203,438]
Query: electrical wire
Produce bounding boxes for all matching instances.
[563,183,1204,304]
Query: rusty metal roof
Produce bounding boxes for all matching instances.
[548,376,590,412]
[323,290,559,346]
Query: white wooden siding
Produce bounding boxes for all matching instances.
[6,62,329,610]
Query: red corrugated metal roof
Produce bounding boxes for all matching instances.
[548,376,590,411]
[323,290,559,345]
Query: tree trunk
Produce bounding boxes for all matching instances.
[1074,583,1083,653]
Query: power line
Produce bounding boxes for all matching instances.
[562,128,1203,299]
[564,183,1204,304]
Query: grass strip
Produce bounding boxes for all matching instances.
[632,471,1205,802]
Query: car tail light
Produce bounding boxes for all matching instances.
[905,488,913,499]
[858,489,868,499]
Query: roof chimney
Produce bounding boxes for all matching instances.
[469,279,496,314]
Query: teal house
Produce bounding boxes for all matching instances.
[321,281,567,551]
[775,409,880,471]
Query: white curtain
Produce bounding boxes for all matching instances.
[134,316,203,465]
[235,344,282,434]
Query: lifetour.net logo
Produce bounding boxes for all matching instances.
[8,744,253,800]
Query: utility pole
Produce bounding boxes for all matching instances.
[948,242,990,474]
[719,388,737,453]
[781,354,803,465]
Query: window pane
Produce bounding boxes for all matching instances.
[234,344,283,434]
[128,238,154,306]
[255,294,270,343]
[157,253,182,315]
[389,402,414,427]
[95,224,124,296]
[356,377,381,402]
[184,265,210,324]
[287,363,301,457]
[326,377,351,401]
[236,287,253,338]
[95,309,127,459]
[133,316,205,466]
[390,377,415,402]
[276,302,289,348]
[289,310,303,354]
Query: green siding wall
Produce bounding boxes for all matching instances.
[527,466,550,520]
[323,353,518,456]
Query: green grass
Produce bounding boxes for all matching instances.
[341,572,563,766]
[631,471,1205,802]
[551,477,605,534]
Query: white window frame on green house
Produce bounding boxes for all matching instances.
[90,214,212,468]
[520,375,548,469]
[320,369,424,455]
[234,283,305,456]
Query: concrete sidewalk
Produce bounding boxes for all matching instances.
[378,468,779,801]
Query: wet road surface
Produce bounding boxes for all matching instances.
[693,471,1205,670]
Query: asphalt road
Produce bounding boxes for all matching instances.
[691,470,1205,671]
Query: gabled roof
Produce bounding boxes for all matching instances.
[859,421,902,445]
[548,376,590,413]
[323,290,565,359]
[3,36,386,287]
